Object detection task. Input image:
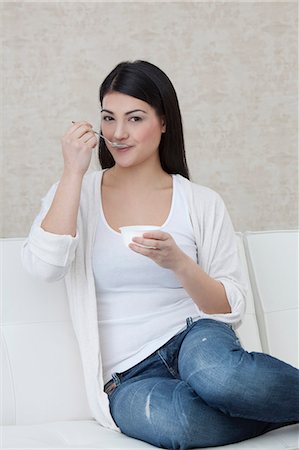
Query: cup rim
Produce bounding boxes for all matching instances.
[119,225,161,233]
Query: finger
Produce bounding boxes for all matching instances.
[70,121,93,138]
[79,130,98,144]
[71,120,92,130]
[132,237,161,249]
[74,125,94,140]
[88,135,98,149]
[142,231,169,241]
[129,243,158,254]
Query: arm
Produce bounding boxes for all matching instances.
[129,231,231,315]
[22,121,98,281]
[129,189,246,322]
[41,121,97,236]
[173,254,231,314]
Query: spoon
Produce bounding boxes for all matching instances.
[71,121,128,149]
[96,132,129,149]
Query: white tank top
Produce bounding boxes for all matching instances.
[92,174,199,383]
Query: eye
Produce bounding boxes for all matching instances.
[129,116,142,122]
[102,115,114,122]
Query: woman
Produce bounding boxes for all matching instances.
[23,60,299,449]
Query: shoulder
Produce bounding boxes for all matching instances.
[174,174,223,206]
[174,175,233,239]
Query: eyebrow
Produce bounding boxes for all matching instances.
[101,109,148,115]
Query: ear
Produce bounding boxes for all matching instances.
[161,116,166,133]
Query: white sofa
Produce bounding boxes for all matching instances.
[1,231,298,450]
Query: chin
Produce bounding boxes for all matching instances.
[115,161,140,169]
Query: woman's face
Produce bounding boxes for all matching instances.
[101,92,166,169]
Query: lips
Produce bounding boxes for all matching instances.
[115,145,132,152]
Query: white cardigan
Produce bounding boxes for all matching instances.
[22,170,247,430]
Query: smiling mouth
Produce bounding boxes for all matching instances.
[114,145,132,151]
[112,143,129,149]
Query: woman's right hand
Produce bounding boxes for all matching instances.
[61,121,98,176]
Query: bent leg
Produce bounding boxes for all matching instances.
[109,376,281,450]
[178,319,299,423]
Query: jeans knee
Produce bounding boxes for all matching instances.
[167,413,199,449]
[167,383,212,449]
[168,385,230,449]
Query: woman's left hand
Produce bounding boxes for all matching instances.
[129,231,188,273]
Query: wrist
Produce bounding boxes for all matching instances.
[173,252,193,277]
[62,168,85,183]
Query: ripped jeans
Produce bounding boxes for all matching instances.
[105,318,299,449]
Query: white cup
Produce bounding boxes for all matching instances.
[119,225,161,248]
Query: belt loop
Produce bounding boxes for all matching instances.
[112,372,121,386]
[186,317,193,327]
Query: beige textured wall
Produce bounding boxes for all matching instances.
[1,1,298,237]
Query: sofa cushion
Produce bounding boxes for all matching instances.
[2,421,298,449]
[244,231,298,368]
[1,239,92,425]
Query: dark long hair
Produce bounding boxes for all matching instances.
[98,60,189,179]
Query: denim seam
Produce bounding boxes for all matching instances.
[157,350,177,377]
[173,382,193,446]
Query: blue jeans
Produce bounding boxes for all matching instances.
[105,318,299,449]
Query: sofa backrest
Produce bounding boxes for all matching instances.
[244,231,298,368]
[1,238,92,426]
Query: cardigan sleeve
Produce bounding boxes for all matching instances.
[22,183,79,282]
[191,184,247,327]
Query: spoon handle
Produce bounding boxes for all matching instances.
[71,121,107,141]
[71,121,127,148]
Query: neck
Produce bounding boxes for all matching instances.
[105,162,171,190]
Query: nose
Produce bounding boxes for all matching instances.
[113,121,129,141]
